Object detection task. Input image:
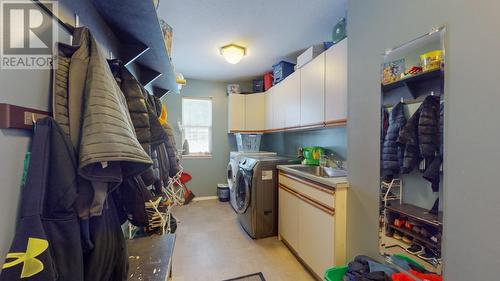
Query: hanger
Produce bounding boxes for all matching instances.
[31,113,37,125]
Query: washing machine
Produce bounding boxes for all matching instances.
[235,155,300,239]
[227,151,276,211]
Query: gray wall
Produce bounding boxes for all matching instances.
[259,127,347,160]
[162,79,231,197]
[347,1,500,280]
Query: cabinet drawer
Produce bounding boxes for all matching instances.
[279,172,335,209]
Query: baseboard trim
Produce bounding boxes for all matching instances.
[192,196,218,202]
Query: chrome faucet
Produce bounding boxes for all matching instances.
[297,147,304,160]
[324,153,344,170]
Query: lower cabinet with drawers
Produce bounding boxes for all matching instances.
[278,170,348,280]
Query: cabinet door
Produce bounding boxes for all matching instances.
[325,39,348,122]
[284,71,301,128]
[265,89,273,130]
[245,93,266,131]
[300,52,325,126]
[272,83,286,130]
[228,94,246,132]
[279,188,300,250]
[298,199,334,278]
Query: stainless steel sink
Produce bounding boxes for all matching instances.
[288,166,347,178]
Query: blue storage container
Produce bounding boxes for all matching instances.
[253,79,264,92]
[272,61,295,84]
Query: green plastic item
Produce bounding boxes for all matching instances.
[323,254,426,281]
[302,146,325,165]
[324,265,348,281]
[392,253,426,272]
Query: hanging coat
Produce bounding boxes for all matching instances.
[0,118,83,281]
[423,102,444,191]
[397,95,441,190]
[83,196,128,281]
[397,107,422,173]
[381,102,406,177]
[418,95,441,160]
[53,27,152,220]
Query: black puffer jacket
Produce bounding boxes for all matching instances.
[151,95,180,177]
[418,95,440,159]
[144,92,167,148]
[398,95,441,174]
[397,107,422,173]
[381,102,406,176]
[120,67,152,155]
[423,102,443,191]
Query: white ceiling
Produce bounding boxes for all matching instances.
[157,0,346,82]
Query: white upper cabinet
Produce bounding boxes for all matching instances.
[271,83,286,130]
[245,92,266,131]
[228,94,246,132]
[265,89,274,130]
[278,83,287,129]
[283,71,301,128]
[325,39,348,122]
[228,93,266,132]
[300,52,326,126]
[228,40,347,133]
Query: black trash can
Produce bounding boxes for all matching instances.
[217,184,230,202]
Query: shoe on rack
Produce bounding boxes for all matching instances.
[394,218,406,228]
[402,235,413,244]
[412,226,421,234]
[420,227,431,238]
[405,220,413,230]
[406,244,424,255]
[393,231,403,240]
[418,249,437,261]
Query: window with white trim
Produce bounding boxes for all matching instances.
[182,97,212,156]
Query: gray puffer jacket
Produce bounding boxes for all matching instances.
[54,27,152,219]
[77,28,152,182]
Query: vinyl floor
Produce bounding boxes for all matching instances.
[170,199,315,281]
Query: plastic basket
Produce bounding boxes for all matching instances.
[323,254,426,281]
[324,265,348,281]
[235,133,262,152]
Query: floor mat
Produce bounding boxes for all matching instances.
[223,272,266,281]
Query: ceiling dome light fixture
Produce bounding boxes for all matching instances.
[220,44,246,64]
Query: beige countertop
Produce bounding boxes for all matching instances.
[277,164,349,189]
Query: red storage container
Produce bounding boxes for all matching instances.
[263,72,273,91]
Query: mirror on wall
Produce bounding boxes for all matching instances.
[378,27,445,275]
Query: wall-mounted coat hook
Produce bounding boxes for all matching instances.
[0,103,51,130]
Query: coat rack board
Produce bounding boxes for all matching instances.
[0,103,51,130]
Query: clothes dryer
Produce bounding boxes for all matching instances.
[235,156,300,239]
[227,151,276,211]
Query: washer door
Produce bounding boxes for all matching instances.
[227,161,234,190]
[235,168,251,214]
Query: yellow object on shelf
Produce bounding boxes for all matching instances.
[420,50,443,72]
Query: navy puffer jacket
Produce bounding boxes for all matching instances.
[381,102,406,176]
